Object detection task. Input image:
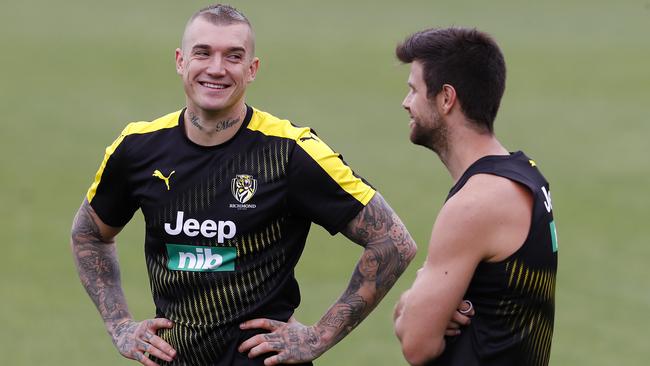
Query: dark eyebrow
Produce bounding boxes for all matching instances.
[191,44,210,52]
[226,47,246,54]
[190,44,247,55]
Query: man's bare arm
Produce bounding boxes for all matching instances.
[239,192,417,365]
[394,175,532,365]
[71,199,176,366]
[71,200,128,331]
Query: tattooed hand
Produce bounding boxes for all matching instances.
[238,317,325,365]
[111,318,176,366]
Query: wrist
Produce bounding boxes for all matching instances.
[107,318,134,338]
[312,323,338,353]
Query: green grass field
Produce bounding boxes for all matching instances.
[1,0,648,364]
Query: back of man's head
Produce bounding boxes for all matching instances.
[396,27,506,133]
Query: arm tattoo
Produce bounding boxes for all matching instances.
[71,200,131,336]
[317,193,417,347]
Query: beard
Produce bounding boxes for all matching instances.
[410,108,449,155]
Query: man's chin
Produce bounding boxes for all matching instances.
[410,131,439,153]
[409,128,425,146]
[195,100,235,114]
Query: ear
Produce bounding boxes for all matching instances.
[439,84,457,115]
[175,48,184,75]
[247,57,260,83]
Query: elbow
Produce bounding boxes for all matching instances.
[407,240,418,262]
[403,238,418,264]
[400,336,445,366]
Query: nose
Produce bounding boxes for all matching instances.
[206,56,227,76]
[402,94,411,111]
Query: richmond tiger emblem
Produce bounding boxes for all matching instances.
[231,174,257,204]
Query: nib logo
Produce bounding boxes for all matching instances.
[166,244,236,272]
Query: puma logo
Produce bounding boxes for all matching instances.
[299,134,318,142]
[153,170,175,191]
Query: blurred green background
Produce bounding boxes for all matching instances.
[1,0,648,364]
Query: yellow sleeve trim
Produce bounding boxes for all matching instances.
[86,110,182,203]
[247,108,376,205]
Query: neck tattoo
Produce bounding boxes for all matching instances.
[215,119,239,132]
[189,113,204,131]
[189,111,240,132]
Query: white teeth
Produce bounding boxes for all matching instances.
[201,82,227,89]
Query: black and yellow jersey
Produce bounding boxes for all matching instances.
[432,151,557,366]
[87,106,376,365]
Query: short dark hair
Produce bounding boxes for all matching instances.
[396,27,506,132]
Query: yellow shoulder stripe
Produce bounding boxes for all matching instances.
[86,110,182,203]
[247,108,375,205]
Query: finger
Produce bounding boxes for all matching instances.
[451,310,471,326]
[240,318,284,331]
[264,353,284,366]
[238,333,269,353]
[138,340,174,363]
[445,328,462,337]
[146,318,174,331]
[132,350,160,366]
[248,341,283,358]
[458,300,475,316]
[144,331,177,358]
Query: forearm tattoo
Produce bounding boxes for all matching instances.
[319,193,417,345]
[71,201,130,335]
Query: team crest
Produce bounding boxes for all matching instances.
[231,174,257,204]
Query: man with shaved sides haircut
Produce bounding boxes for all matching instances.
[71,4,417,366]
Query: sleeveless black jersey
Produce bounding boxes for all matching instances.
[87,106,376,365]
[431,151,558,366]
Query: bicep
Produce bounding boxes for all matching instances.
[397,207,485,346]
[339,193,417,292]
[341,192,416,254]
[340,192,393,246]
[71,199,123,245]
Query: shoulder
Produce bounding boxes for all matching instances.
[119,110,181,137]
[449,173,531,212]
[246,108,312,142]
[433,173,532,259]
[248,107,342,164]
[106,110,181,156]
